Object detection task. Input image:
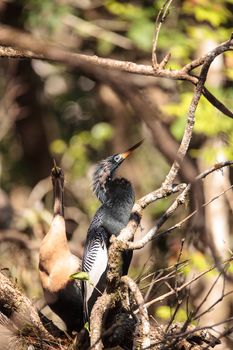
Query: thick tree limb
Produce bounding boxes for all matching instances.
[0,272,58,346]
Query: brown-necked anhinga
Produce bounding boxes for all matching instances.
[82,140,143,320]
[39,163,83,332]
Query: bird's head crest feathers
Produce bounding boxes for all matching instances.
[92,140,143,202]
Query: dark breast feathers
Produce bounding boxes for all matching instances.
[82,178,135,319]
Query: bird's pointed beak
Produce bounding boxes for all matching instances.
[120,139,144,160]
[51,159,63,178]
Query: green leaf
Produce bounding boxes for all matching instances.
[84,322,90,333]
[70,271,89,281]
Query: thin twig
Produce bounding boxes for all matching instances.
[125,161,233,250]
[141,257,233,310]
[181,268,226,334]
[164,239,186,333]
[158,184,233,238]
[152,0,173,68]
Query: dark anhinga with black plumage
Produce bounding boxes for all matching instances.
[39,163,83,332]
[82,140,143,320]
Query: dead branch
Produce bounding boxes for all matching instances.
[202,87,233,119]
[121,275,151,349]
[158,184,233,238]
[124,160,233,250]
[151,322,221,349]
[152,0,173,68]
[0,271,62,348]
[142,257,233,310]
[163,38,227,188]
[89,292,114,350]
[0,25,232,118]
[166,317,233,349]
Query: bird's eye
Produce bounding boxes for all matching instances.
[114,154,121,162]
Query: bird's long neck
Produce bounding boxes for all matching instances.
[53,179,64,217]
[97,187,108,204]
[101,177,135,235]
[40,176,68,273]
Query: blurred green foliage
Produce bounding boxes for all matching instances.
[23,0,71,33]
[164,90,233,163]
[181,251,218,278]
[50,122,113,178]
[156,305,188,322]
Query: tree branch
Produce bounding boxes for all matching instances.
[202,87,233,119]
[0,25,232,119]
[0,272,59,347]
[158,183,233,238]
[142,257,233,310]
[121,275,151,349]
[125,160,233,250]
[152,0,173,68]
[89,292,115,350]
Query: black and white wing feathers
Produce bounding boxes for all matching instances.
[82,212,110,320]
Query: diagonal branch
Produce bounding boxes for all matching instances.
[121,275,150,349]
[142,257,233,310]
[0,272,57,345]
[202,87,233,119]
[158,184,233,238]
[123,160,233,250]
[162,38,231,187]
[114,36,233,249]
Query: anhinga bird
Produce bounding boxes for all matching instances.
[82,140,143,319]
[39,163,83,332]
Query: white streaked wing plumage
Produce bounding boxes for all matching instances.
[82,223,109,319]
[85,240,108,306]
